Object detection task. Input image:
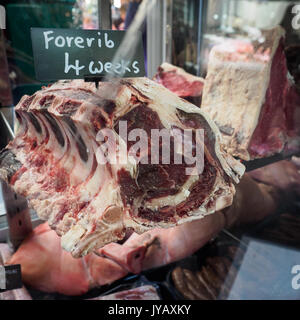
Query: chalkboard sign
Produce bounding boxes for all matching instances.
[31,28,145,81]
[0,264,22,292]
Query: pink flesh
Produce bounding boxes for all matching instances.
[6,169,286,296]
[8,223,128,296]
[249,159,300,197]
[8,216,225,295]
[155,70,204,98]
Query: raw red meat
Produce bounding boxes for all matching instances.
[153,63,204,107]
[0,78,244,258]
[99,174,278,272]
[7,173,279,296]
[202,26,300,160]
[7,223,127,296]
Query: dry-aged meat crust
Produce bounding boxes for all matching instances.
[202,26,300,160]
[0,77,244,257]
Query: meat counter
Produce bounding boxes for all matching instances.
[0,0,300,300]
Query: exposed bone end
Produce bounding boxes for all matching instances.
[221,151,246,182]
[61,206,126,257]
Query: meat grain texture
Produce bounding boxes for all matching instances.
[7,170,283,296]
[0,77,244,258]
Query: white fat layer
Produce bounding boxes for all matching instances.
[80,180,121,220]
[61,224,86,252]
[144,174,199,209]
[61,182,124,254]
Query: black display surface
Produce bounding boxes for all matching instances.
[0,264,22,292]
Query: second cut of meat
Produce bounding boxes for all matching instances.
[202,26,300,160]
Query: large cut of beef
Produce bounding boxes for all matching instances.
[7,172,280,296]
[202,26,300,160]
[153,63,204,107]
[0,78,244,258]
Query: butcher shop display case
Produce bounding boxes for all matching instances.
[164,0,300,76]
[0,0,300,301]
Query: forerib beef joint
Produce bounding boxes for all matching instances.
[0,78,244,257]
[202,26,300,160]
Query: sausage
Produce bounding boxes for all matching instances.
[172,267,197,300]
[182,268,213,300]
[196,270,217,299]
[206,256,229,278]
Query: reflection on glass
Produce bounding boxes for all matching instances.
[2,0,98,102]
[170,0,300,77]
